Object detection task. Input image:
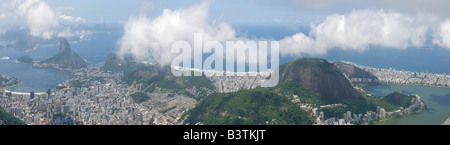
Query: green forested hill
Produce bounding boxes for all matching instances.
[104,53,215,100]
[184,88,314,125]
[17,55,34,64]
[101,53,121,73]
[41,51,88,69]
[183,57,418,124]
[0,107,25,125]
[277,58,417,114]
[279,58,362,102]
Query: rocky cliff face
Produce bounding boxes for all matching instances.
[279,58,362,101]
[334,62,377,83]
[59,38,71,53]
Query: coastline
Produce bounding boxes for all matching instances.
[365,84,450,125]
[338,59,450,125]
[334,61,442,125]
[0,60,75,93]
[0,75,22,93]
[341,61,450,89]
[32,62,79,72]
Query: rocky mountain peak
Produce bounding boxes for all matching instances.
[59,38,71,53]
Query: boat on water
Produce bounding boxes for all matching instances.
[0,56,10,60]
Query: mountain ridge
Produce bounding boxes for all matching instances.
[279,58,362,102]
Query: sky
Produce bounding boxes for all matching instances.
[1,0,450,67]
[33,0,450,25]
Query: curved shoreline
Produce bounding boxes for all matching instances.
[366,85,450,125]
[4,89,47,95]
[339,61,450,89]
[1,76,22,92]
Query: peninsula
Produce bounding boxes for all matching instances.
[33,38,88,71]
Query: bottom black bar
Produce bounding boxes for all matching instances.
[0,125,447,144]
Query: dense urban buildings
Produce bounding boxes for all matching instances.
[0,61,434,125]
[0,66,196,125]
[345,62,450,88]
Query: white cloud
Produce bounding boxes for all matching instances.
[56,27,92,39]
[118,1,237,66]
[433,19,450,49]
[15,0,39,15]
[0,0,87,39]
[59,15,86,23]
[280,9,428,57]
[0,0,58,39]
[26,1,58,39]
[120,3,448,68]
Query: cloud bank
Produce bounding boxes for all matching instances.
[118,2,237,66]
[0,0,87,39]
[434,19,450,49]
[280,9,428,57]
[59,15,86,23]
[119,2,450,68]
[26,1,59,39]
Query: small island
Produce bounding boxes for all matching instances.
[17,55,34,64]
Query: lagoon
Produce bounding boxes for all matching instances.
[366,85,450,125]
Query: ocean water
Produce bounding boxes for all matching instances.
[71,31,123,65]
